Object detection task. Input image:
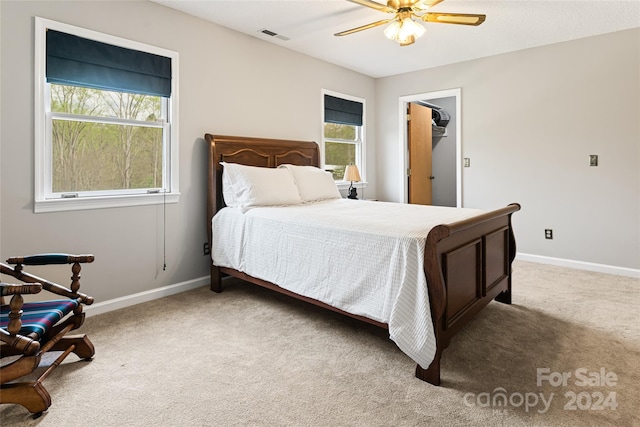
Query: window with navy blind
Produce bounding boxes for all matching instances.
[322,91,365,182]
[34,17,179,212]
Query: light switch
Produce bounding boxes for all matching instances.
[464,158,470,167]
[589,155,598,167]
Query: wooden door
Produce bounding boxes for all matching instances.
[408,103,433,205]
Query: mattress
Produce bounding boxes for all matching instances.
[212,198,484,369]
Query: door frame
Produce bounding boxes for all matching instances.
[398,88,462,207]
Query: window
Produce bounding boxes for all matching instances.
[34,17,179,212]
[322,92,365,183]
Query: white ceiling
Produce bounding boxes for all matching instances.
[152,0,640,78]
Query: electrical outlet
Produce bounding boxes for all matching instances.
[589,155,598,166]
[463,158,470,167]
[545,229,553,240]
[203,242,210,256]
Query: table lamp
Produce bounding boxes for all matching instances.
[343,163,361,200]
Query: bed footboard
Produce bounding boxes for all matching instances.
[416,203,521,385]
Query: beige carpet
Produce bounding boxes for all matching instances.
[1,261,639,426]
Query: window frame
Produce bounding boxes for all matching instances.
[321,89,366,191]
[34,17,180,213]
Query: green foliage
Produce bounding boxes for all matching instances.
[325,141,355,181]
[324,123,356,140]
[51,85,164,193]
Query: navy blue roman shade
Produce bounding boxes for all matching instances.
[324,95,363,126]
[46,29,172,97]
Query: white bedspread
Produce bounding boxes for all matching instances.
[212,199,484,369]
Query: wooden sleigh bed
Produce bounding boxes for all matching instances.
[205,133,520,385]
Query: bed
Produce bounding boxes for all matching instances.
[205,133,520,385]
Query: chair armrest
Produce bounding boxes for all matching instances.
[1,253,95,305]
[6,253,94,265]
[0,283,43,296]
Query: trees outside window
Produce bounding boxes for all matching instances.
[50,85,164,193]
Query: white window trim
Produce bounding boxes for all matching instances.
[34,17,180,213]
[321,89,367,191]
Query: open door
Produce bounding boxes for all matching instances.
[408,102,433,205]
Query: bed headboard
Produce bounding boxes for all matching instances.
[204,134,320,245]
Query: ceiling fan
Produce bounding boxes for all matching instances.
[335,0,486,46]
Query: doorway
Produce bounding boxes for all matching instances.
[398,88,462,207]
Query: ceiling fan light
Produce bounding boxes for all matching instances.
[397,18,413,39]
[398,18,425,41]
[411,20,427,38]
[384,20,402,40]
[384,14,426,45]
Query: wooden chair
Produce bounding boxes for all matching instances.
[0,253,95,417]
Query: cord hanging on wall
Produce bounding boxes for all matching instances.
[148,188,168,271]
[163,188,167,271]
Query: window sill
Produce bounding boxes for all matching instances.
[34,192,180,213]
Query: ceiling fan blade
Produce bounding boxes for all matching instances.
[422,12,486,26]
[346,0,397,14]
[334,19,394,37]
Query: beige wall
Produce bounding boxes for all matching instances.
[376,28,640,269]
[0,0,376,302]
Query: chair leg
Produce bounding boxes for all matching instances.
[0,381,52,415]
[0,355,41,385]
[0,337,91,415]
[50,334,95,360]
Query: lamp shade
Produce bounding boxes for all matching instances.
[343,164,361,182]
[384,14,426,46]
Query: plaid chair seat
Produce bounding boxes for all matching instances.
[0,299,79,339]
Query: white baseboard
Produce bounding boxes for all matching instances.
[81,255,639,318]
[516,253,640,278]
[83,275,209,318]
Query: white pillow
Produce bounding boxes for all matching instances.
[221,168,238,207]
[220,162,302,210]
[278,164,341,202]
